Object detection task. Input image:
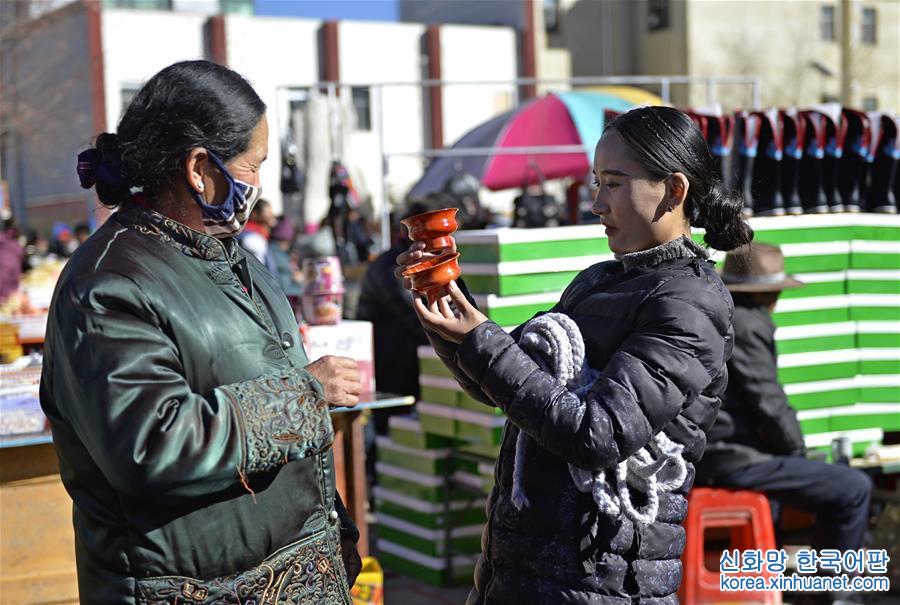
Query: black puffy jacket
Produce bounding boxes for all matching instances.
[430,237,734,605]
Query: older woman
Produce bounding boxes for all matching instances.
[41,60,361,604]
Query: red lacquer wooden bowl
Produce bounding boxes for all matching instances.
[402,252,462,305]
[400,207,459,252]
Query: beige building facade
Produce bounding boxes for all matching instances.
[547,0,898,111]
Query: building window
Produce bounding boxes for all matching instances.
[648,0,670,31]
[820,5,836,41]
[862,96,878,111]
[543,0,559,33]
[220,0,253,15]
[351,87,371,131]
[103,0,172,9]
[821,93,840,104]
[861,7,877,44]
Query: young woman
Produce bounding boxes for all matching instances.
[398,106,753,605]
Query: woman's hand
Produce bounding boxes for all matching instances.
[306,356,362,408]
[413,280,488,344]
[394,239,457,290]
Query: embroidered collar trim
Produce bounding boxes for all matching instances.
[115,204,229,261]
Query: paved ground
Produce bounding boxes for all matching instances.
[382,570,471,605]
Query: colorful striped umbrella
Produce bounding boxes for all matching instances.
[408,92,635,196]
[577,85,665,107]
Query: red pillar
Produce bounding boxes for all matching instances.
[319,21,340,88]
[205,15,228,66]
[520,0,537,100]
[84,0,111,226]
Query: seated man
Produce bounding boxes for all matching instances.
[696,243,872,604]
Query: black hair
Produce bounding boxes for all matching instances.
[401,195,448,222]
[250,198,272,220]
[604,106,753,251]
[88,60,266,207]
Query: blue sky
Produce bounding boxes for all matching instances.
[255,0,398,21]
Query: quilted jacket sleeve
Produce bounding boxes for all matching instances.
[453,278,730,470]
[42,270,333,499]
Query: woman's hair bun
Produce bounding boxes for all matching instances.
[95,132,119,152]
[77,132,132,207]
[700,180,754,251]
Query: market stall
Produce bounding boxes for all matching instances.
[2,207,897,596]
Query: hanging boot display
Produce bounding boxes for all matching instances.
[688,111,734,187]
[710,113,735,187]
[750,109,786,216]
[820,106,848,212]
[733,111,761,216]
[780,110,805,215]
[839,108,872,213]
[798,110,830,213]
[862,112,899,214]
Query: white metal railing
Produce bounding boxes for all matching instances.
[282,75,762,247]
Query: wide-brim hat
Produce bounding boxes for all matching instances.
[720,242,804,292]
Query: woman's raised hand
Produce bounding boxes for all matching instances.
[394,239,457,290]
[413,280,488,344]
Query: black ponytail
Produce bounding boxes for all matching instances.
[92,133,132,207]
[605,106,753,251]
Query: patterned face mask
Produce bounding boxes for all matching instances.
[189,151,262,239]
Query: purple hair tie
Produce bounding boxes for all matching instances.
[77,147,128,189]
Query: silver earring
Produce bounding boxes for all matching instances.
[197,182,204,192]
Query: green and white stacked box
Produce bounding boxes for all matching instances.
[373,485,486,531]
[452,469,493,497]
[375,436,452,476]
[376,539,478,586]
[453,214,900,456]
[376,512,483,558]
[760,216,900,456]
[457,224,614,297]
[419,357,507,415]
[416,402,506,449]
[375,462,473,503]
[388,414,454,450]
[376,416,489,585]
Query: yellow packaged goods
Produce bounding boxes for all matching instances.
[0,259,66,316]
[350,557,384,605]
[0,322,18,344]
[0,322,23,363]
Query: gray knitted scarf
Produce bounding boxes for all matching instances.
[510,237,703,525]
[616,234,709,271]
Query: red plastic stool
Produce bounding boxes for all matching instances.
[679,488,782,605]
